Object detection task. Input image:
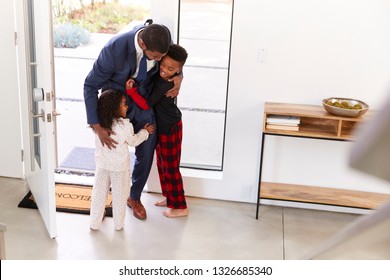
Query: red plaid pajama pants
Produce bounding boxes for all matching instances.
[155,120,187,209]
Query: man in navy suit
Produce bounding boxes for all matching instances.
[84,21,182,220]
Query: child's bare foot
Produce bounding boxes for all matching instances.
[154,199,167,207]
[162,208,188,218]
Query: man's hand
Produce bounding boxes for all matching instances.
[92,123,117,149]
[166,74,183,98]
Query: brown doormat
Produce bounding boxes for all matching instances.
[18,183,113,217]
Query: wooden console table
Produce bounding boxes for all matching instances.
[256,102,390,219]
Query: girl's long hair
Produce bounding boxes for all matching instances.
[97,89,123,130]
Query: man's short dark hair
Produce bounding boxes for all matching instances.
[167,44,188,66]
[141,24,171,54]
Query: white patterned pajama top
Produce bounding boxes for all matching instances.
[90,118,149,230]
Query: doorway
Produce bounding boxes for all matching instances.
[53,1,151,185]
[53,0,233,184]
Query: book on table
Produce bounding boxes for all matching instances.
[266,115,300,126]
[266,124,299,131]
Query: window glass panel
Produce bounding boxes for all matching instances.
[178,0,233,170]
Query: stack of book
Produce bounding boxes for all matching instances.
[266,114,300,131]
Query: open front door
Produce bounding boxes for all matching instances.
[18,0,58,238]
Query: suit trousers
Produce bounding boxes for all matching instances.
[127,102,157,200]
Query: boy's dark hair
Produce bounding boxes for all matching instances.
[141,24,171,54]
[97,89,123,130]
[167,44,188,67]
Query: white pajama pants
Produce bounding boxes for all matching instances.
[90,167,130,230]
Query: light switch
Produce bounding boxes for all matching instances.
[257,48,267,64]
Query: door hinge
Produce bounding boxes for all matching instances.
[21,149,24,162]
[14,32,17,46]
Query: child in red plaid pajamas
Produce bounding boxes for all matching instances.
[126,44,188,218]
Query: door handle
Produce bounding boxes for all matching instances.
[32,109,45,122]
[52,109,61,117]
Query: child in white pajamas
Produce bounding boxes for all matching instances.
[90,89,155,231]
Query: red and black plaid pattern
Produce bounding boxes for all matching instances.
[155,121,187,209]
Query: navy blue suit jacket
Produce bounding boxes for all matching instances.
[84,24,159,129]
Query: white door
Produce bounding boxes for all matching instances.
[17,0,57,238]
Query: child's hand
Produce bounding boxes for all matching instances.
[126,79,136,89]
[143,123,156,134]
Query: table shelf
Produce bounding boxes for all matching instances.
[260,182,390,209]
[263,102,371,140]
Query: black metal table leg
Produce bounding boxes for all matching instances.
[256,132,266,219]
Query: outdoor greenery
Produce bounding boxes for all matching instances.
[52,0,149,47]
[53,23,90,48]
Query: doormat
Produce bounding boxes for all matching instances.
[18,183,113,217]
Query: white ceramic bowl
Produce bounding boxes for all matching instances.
[322,97,369,118]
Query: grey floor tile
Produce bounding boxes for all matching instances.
[282,207,360,259]
[2,176,381,260]
[1,177,283,259]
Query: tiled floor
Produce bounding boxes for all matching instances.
[1,176,388,260]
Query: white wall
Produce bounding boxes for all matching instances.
[0,0,23,178]
[159,0,390,206]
